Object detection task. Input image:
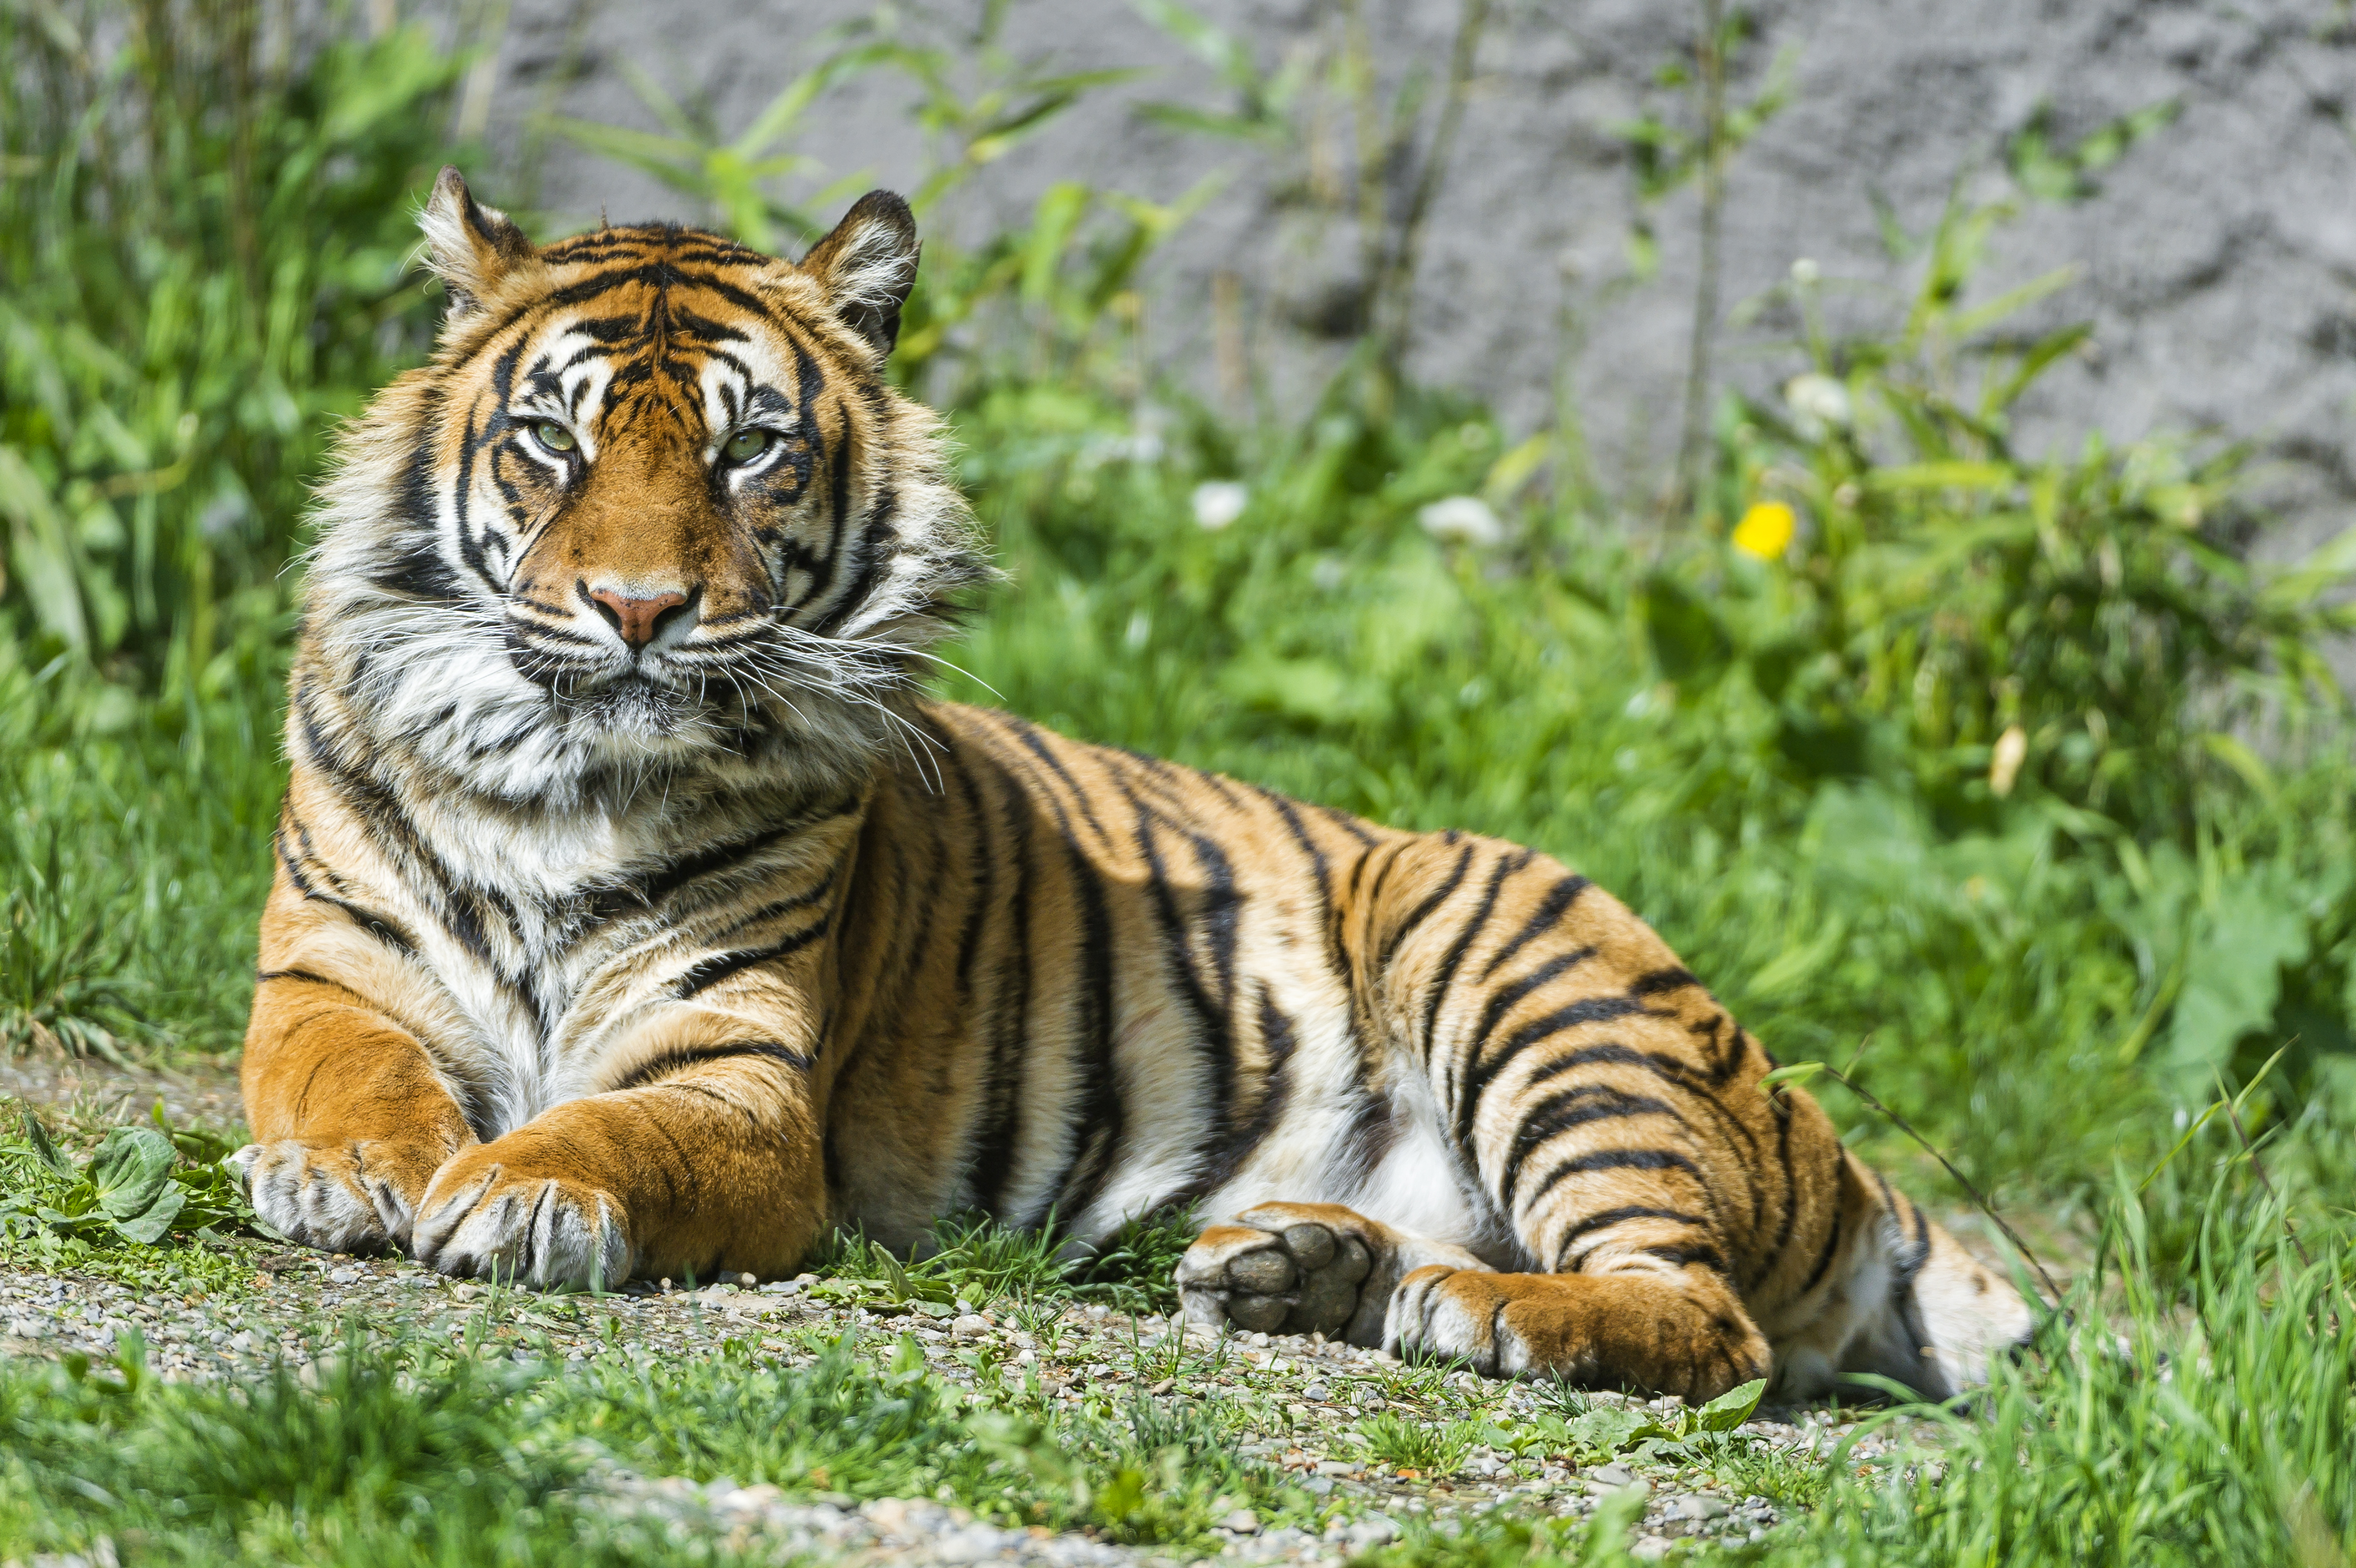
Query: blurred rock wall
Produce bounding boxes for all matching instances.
[478,0,2356,547]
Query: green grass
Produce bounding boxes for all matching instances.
[0,1285,1327,1562]
[803,1206,1196,1317]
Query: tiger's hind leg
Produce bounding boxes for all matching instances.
[1385,1265,1769,1399]
[1175,1202,1484,1345]
[1347,832,1796,1399]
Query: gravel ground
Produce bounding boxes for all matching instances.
[0,1250,1888,1562]
[2,1060,1902,1562]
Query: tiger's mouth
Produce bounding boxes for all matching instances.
[502,626,705,731]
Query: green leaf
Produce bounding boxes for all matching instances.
[22,1111,73,1177]
[2197,733,2277,804]
[1694,1376,1767,1433]
[1755,1061,1824,1092]
[1865,461,2015,494]
[86,1126,179,1223]
[110,1185,185,1245]
[1568,1404,1672,1457]
[2162,875,2309,1085]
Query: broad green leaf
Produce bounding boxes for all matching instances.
[1568,1404,1672,1456]
[86,1126,179,1223]
[110,1185,185,1245]
[1694,1376,1768,1433]
[2162,874,2309,1085]
[1755,1062,1825,1092]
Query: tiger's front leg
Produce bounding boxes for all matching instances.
[235,972,478,1255]
[410,1038,826,1289]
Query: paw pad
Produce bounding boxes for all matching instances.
[1176,1216,1373,1338]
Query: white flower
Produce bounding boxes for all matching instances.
[1417,494,1504,546]
[1191,480,1248,531]
[1790,257,1820,287]
[1783,373,1852,431]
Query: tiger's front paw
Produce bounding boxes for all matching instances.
[411,1143,633,1289]
[231,1138,442,1255]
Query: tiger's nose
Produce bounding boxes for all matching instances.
[586,586,692,652]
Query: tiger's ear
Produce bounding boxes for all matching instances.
[419,166,535,321]
[800,190,920,357]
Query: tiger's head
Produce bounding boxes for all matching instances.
[303,168,986,805]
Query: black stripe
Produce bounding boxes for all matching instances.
[813,487,899,635]
[1747,1089,1800,1293]
[1002,715,1115,849]
[1893,1191,1932,1294]
[1479,875,1591,981]
[1502,1085,1688,1207]
[1520,1146,1708,1213]
[1043,832,1122,1225]
[1630,967,1699,997]
[1113,772,1239,1143]
[966,752,1035,1220]
[1798,1201,1844,1298]
[592,795,857,919]
[292,692,504,968]
[1313,802,1379,847]
[1330,1090,1399,1193]
[1519,1035,1764,1170]
[1257,786,1354,1013]
[1417,851,1519,1066]
[273,823,419,958]
[610,1040,815,1091]
[1640,1243,1728,1274]
[946,732,995,1009]
[671,920,829,999]
[1453,995,1651,1151]
[1546,1204,1707,1271]
[989,726,1122,1229]
[253,968,344,989]
[1376,839,1473,974]
[1177,986,1300,1203]
[1465,945,1599,1080]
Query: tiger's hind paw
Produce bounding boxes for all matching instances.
[1385,1267,1769,1400]
[1176,1201,1419,1343]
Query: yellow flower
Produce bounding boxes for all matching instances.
[1731,501,1796,561]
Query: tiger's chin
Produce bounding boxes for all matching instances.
[569,672,697,738]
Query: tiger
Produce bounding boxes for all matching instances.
[231,167,2037,1403]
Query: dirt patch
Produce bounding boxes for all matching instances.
[2,1053,243,1139]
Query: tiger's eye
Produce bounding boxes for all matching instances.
[724,427,772,463]
[533,420,576,453]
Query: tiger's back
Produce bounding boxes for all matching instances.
[236,171,2033,1404]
